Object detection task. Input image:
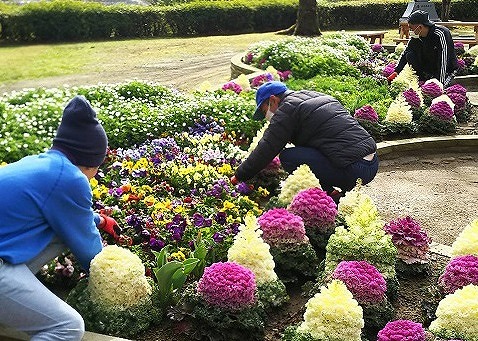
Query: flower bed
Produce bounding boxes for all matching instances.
[2,32,478,341]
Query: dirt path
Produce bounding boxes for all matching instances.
[0,52,236,94]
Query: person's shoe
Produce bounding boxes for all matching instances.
[327,189,344,205]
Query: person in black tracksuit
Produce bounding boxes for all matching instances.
[392,10,458,86]
[231,81,379,202]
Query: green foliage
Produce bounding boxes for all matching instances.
[66,278,162,338]
[287,75,392,117]
[269,243,320,284]
[282,325,314,341]
[152,245,200,309]
[417,114,457,135]
[0,83,262,163]
[1,0,476,42]
[257,279,289,311]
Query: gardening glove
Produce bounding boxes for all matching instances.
[230,175,239,185]
[99,214,122,241]
[387,71,398,83]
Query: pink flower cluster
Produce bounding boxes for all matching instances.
[288,188,337,232]
[438,255,478,294]
[447,92,467,112]
[331,260,387,305]
[278,70,292,81]
[371,43,383,52]
[258,208,307,245]
[251,73,274,88]
[262,157,282,175]
[457,59,466,69]
[378,320,426,341]
[402,88,421,108]
[384,216,431,263]
[429,101,454,120]
[197,261,256,311]
[446,84,467,97]
[382,63,396,77]
[421,82,443,99]
[222,81,243,94]
[354,105,379,122]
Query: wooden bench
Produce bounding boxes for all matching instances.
[356,31,387,44]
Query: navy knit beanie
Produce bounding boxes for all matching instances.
[53,95,108,167]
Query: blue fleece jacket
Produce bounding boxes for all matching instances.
[0,150,103,271]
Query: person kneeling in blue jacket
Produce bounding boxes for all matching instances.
[231,81,379,203]
[0,96,120,341]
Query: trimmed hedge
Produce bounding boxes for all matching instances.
[0,0,476,43]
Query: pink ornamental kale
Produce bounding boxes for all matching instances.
[221,81,242,94]
[421,82,443,99]
[447,92,467,112]
[377,320,426,341]
[457,58,466,70]
[429,101,454,121]
[438,255,478,294]
[278,70,292,81]
[288,188,337,232]
[454,42,465,55]
[446,84,467,97]
[331,260,387,305]
[371,43,383,52]
[197,262,256,311]
[402,88,421,108]
[251,73,274,88]
[258,208,307,245]
[384,216,431,264]
[354,105,379,122]
[382,63,396,77]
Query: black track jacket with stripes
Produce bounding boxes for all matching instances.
[395,24,458,84]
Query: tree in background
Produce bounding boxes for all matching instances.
[280,0,322,36]
[441,0,452,21]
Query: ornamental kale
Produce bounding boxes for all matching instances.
[438,255,478,294]
[377,320,426,341]
[402,88,422,109]
[257,208,308,246]
[451,218,478,257]
[384,216,431,265]
[278,164,321,206]
[332,260,387,305]
[66,246,159,338]
[354,104,379,122]
[429,284,478,340]
[197,261,256,311]
[293,280,364,340]
[429,101,455,121]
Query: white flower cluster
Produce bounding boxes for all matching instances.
[385,96,413,123]
[297,280,364,340]
[278,164,321,205]
[228,214,277,285]
[451,218,478,258]
[89,245,152,310]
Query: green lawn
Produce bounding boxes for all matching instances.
[0,33,285,84]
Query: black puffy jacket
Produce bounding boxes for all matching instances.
[235,90,377,181]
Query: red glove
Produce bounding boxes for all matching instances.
[230,175,239,185]
[387,71,398,83]
[99,214,122,241]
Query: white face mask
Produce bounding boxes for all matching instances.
[410,26,422,38]
[265,101,274,121]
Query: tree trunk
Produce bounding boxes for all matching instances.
[294,0,322,36]
[441,0,452,21]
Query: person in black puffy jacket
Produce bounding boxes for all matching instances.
[389,10,458,86]
[231,81,379,203]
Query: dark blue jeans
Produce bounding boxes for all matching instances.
[279,146,379,193]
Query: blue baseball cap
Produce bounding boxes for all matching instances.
[253,81,288,120]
